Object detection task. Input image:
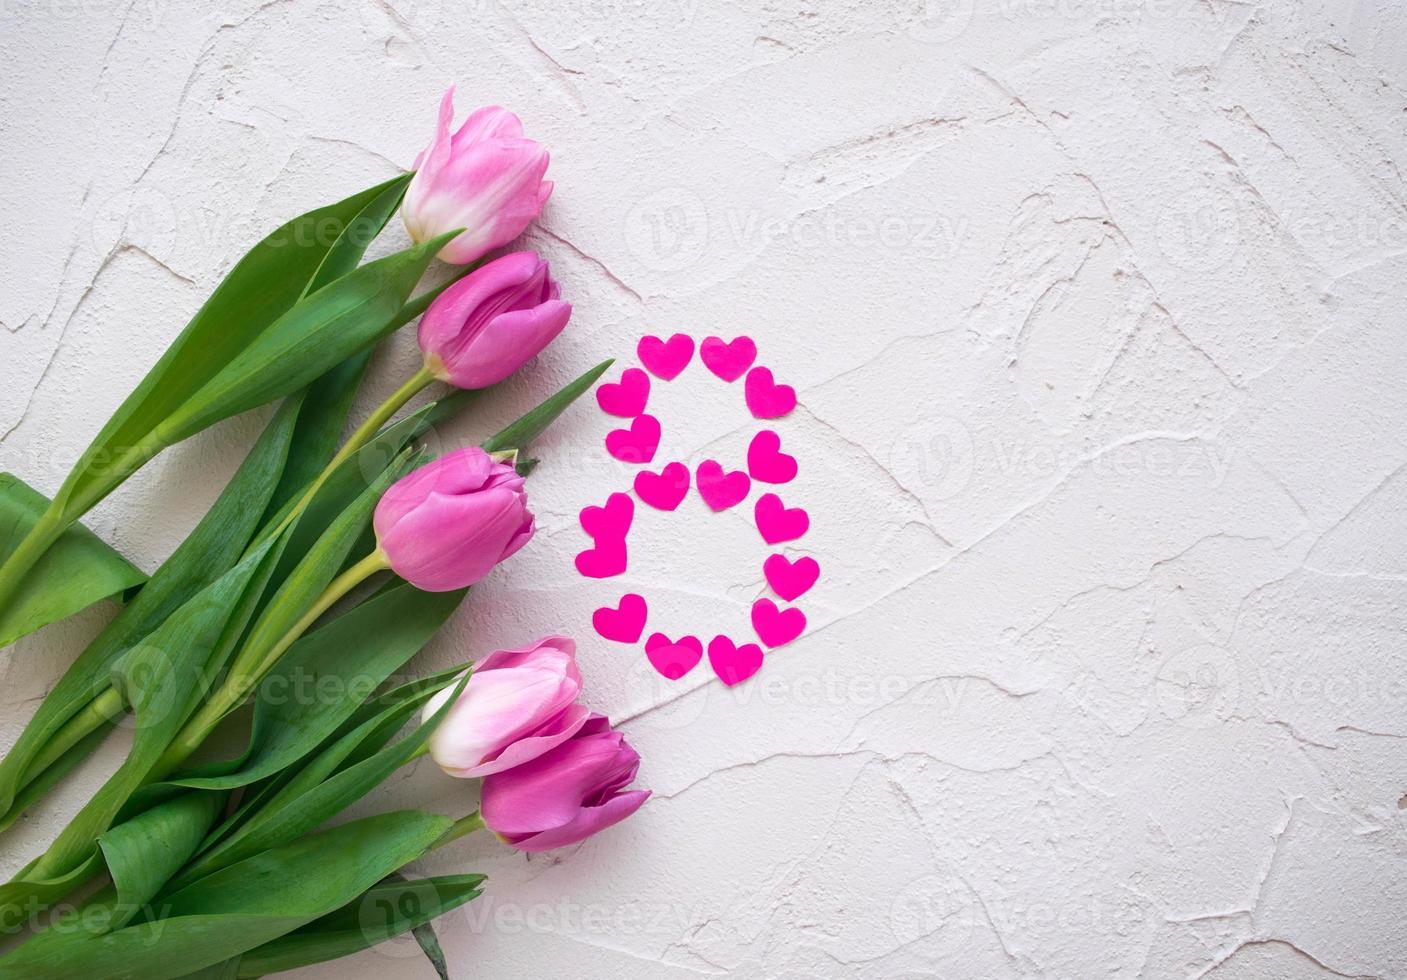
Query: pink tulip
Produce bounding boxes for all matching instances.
[424,637,590,778]
[373,447,533,592]
[418,252,571,390]
[480,714,649,852]
[402,87,553,265]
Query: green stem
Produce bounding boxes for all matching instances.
[150,549,389,782]
[267,366,437,542]
[327,366,437,475]
[4,371,435,806]
[0,502,68,619]
[433,810,485,849]
[19,688,127,789]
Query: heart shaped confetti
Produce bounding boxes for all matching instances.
[634,462,690,511]
[763,554,819,601]
[696,460,751,512]
[579,492,634,542]
[605,414,661,464]
[586,334,821,686]
[575,539,627,579]
[744,366,797,419]
[644,632,703,680]
[751,598,806,648]
[699,335,757,382]
[755,493,809,544]
[746,430,797,484]
[708,634,764,686]
[596,367,650,417]
[637,333,694,380]
[593,593,648,643]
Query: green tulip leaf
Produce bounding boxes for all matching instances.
[0,810,452,980]
[46,176,413,528]
[0,397,303,822]
[480,357,614,457]
[151,231,455,452]
[234,873,485,978]
[97,791,225,930]
[0,474,146,647]
[169,582,466,793]
[9,534,286,903]
[165,672,467,892]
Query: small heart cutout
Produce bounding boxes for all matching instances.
[634,462,690,511]
[755,493,809,544]
[696,460,751,512]
[605,414,661,464]
[579,492,634,542]
[744,367,797,419]
[763,554,819,601]
[751,598,806,648]
[596,368,650,417]
[747,430,797,484]
[575,539,627,579]
[645,632,703,680]
[708,634,764,686]
[593,594,648,643]
[637,333,694,380]
[700,335,757,382]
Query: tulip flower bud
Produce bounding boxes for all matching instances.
[423,636,590,778]
[418,251,571,390]
[401,87,553,265]
[480,714,650,852]
[373,447,534,592]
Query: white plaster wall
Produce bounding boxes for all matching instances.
[3,0,1407,977]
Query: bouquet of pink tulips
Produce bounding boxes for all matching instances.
[0,88,647,979]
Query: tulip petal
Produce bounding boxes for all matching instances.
[506,790,651,852]
[379,485,529,591]
[444,301,572,389]
[477,635,576,675]
[452,105,524,147]
[427,666,580,776]
[460,702,591,778]
[481,732,636,834]
[373,447,495,539]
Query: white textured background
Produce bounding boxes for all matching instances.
[4,1,1407,977]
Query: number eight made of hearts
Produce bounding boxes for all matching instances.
[578,333,821,687]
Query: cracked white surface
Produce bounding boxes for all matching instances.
[3,1,1407,977]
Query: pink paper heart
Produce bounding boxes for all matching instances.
[746,430,797,484]
[596,368,650,418]
[575,539,627,579]
[751,598,806,648]
[700,335,757,382]
[708,634,764,686]
[763,554,819,601]
[744,367,797,419]
[637,333,694,380]
[579,492,634,543]
[696,459,751,512]
[593,593,647,643]
[755,493,809,544]
[605,414,661,464]
[634,462,690,511]
[645,632,703,680]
